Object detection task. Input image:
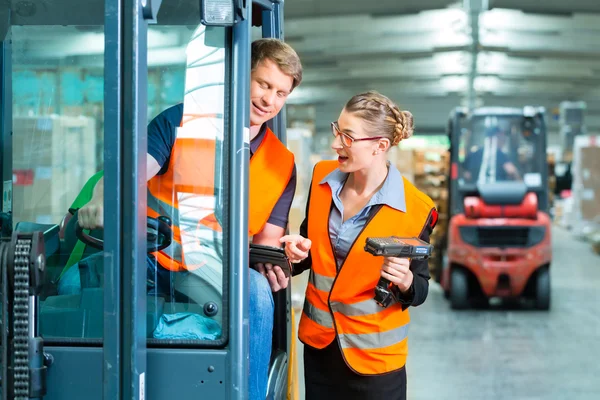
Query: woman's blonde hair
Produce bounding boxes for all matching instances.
[344,91,414,146]
[251,38,303,91]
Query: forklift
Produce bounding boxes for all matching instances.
[0,0,297,399]
[436,106,552,310]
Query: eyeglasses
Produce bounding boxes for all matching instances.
[331,122,384,148]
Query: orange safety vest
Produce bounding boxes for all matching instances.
[298,160,436,375]
[147,124,294,272]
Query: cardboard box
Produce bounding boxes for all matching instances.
[578,146,600,220]
[571,136,600,236]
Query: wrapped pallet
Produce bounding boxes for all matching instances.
[570,135,600,238]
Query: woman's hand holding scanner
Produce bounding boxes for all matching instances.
[280,234,312,264]
[381,257,413,292]
[364,236,432,307]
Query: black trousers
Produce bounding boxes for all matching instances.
[303,341,407,400]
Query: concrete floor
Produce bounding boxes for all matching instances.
[291,226,600,399]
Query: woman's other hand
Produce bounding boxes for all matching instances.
[279,234,312,263]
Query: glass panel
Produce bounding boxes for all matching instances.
[457,113,545,186]
[9,18,105,340]
[145,4,230,345]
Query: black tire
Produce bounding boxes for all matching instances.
[450,268,469,310]
[434,236,448,284]
[535,267,551,310]
[442,249,450,298]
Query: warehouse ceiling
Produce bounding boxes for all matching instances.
[283,0,600,139]
[4,0,600,139]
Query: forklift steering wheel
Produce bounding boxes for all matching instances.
[75,216,173,253]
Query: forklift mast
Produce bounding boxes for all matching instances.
[1,1,291,399]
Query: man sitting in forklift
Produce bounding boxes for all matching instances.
[462,126,520,183]
[76,38,304,400]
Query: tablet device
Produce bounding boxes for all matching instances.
[249,244,292,277]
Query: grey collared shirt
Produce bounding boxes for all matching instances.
[320,162,407,269]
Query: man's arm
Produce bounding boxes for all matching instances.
[252,164,297,291]
[78,156,163,229]
[78,105,181,229]
[290,189,312,276]
[498,151,521,180]
[253,223,286,247]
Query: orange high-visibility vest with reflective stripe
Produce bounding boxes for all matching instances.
[298,160,435,375]
[147,125,294,272]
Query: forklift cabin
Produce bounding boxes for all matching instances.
[0,0,296,399]
[438,107,552,310]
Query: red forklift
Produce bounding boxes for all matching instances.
[437,106,552,310]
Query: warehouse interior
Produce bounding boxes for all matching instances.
[2,0,600,399]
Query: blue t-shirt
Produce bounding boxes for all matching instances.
[147,103,296,229]
[463,148,510,182]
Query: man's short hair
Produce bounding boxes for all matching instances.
[251,38,303,91]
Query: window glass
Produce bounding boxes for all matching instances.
[6,0,230,347]
[145,6,230,345]
[458,114,544,185]
[10,18,105,341]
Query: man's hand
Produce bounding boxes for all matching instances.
[255,263,289,292]
[280,234,311,263]
[503,162,521,180]
[381,257,413,293]
[78,198,104,230]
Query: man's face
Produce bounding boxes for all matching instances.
[250,58,294,127]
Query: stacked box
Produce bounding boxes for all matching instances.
[389,146,450,276]
[547,153,556,210]
[570,135,600,238]
[12,115,97,225]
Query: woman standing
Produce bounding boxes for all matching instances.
[281,91,438,399]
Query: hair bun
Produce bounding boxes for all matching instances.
[392,109,414,145]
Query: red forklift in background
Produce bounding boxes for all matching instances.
[437,106,552,310]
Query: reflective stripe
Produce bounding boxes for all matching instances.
[303,300,333,329]
[148,189,221,267]
[162,241,184,262]
[147,189,184,262]
[330,299,381,317]
[338,324,409,350]
[309,270,335,293]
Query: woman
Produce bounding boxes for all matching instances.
[280,91,438,399]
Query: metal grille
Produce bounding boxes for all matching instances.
[477,227,529,247]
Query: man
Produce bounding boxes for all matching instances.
[78,38,303,399]
[462,126,520,183]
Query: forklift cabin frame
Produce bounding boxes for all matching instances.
[447,107,550,216]
[0,0,292,399]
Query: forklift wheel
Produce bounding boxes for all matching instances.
[450,269,469,310]
[535,267,551,310]
[266,350,288,400]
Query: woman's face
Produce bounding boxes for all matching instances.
[331,109,383,173]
